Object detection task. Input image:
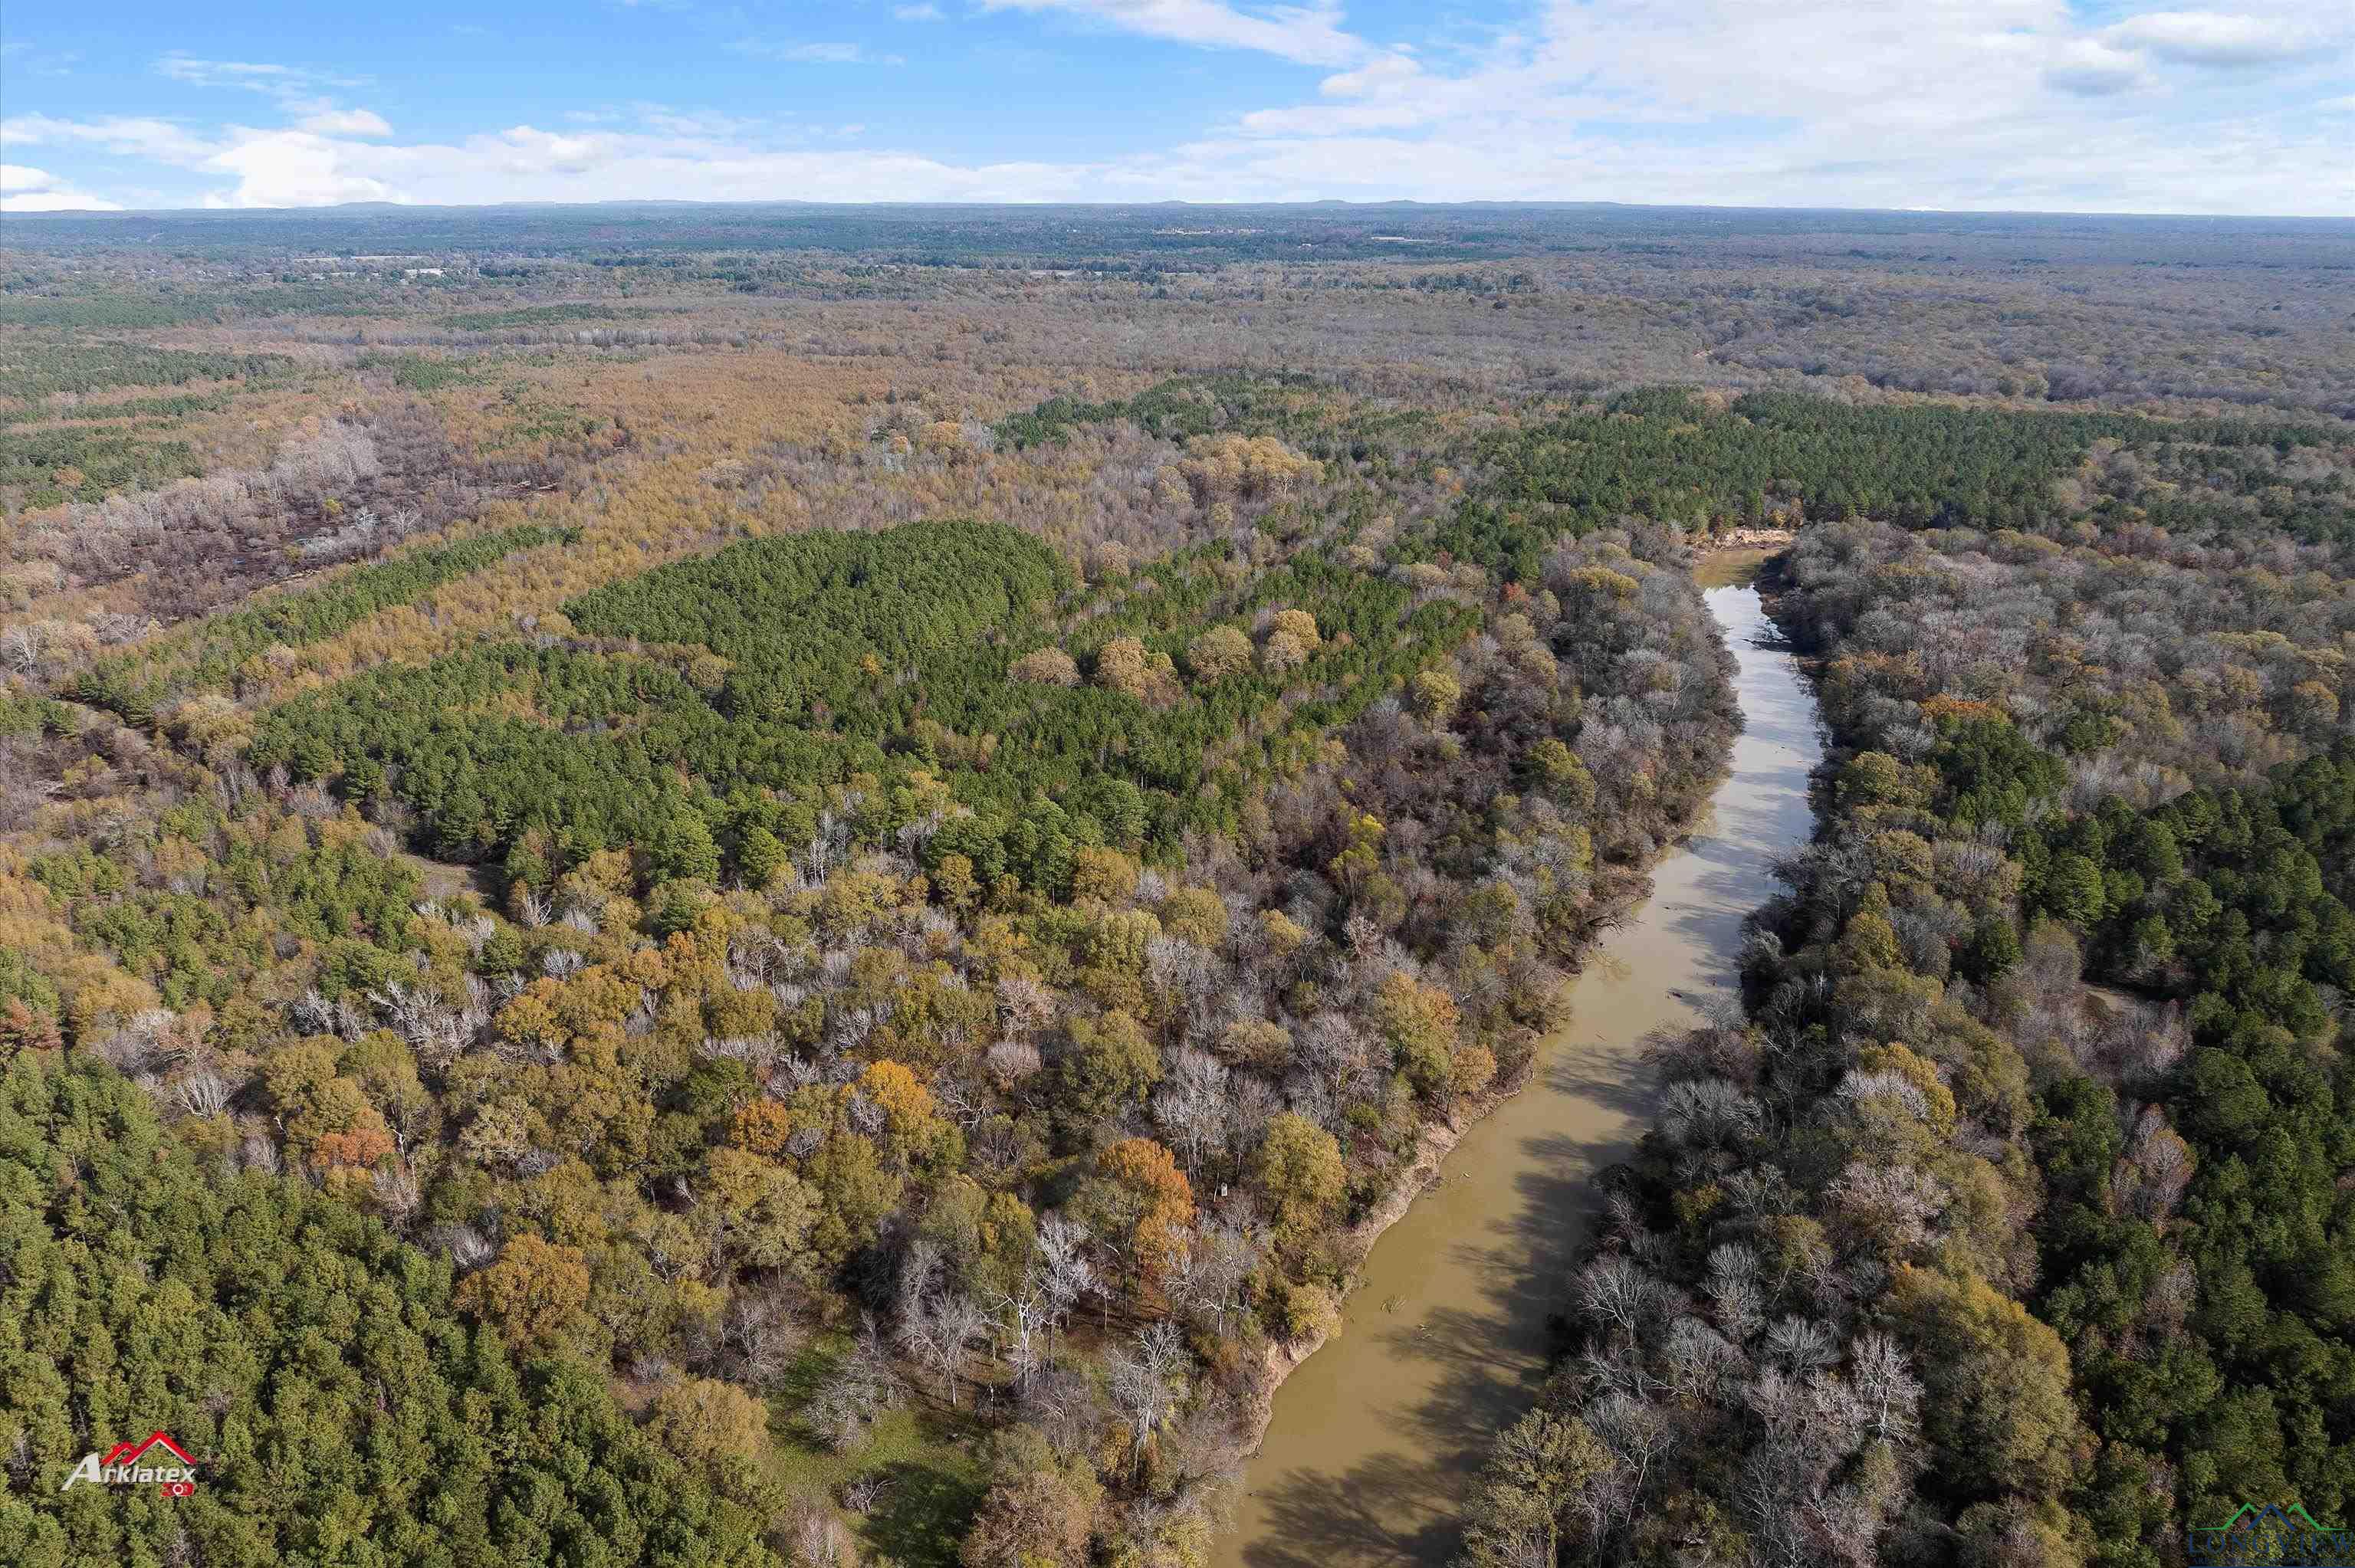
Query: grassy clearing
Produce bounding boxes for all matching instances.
[767,1337,991,1568]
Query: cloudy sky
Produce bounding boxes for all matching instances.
[2,0,2350,215]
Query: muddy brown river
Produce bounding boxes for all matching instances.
[1217,582,1822,1568]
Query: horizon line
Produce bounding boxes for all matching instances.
[8,196,2353,225]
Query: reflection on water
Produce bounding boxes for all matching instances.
[1217,586,1822,1568]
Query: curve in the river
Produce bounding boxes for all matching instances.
[1217,583,1823,1568]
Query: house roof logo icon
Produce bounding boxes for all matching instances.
[2186,1501,2347,1566]
[61,1430,201,1493]
[99,1432,195,1468]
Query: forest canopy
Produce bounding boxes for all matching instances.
[1,204,2350,1568]
[0,1049,780,1568]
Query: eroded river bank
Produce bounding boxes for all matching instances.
[1217,582,1823,1568]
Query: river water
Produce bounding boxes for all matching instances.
[1217,582,1822,1568]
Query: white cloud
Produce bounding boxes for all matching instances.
[211,125,1102,206]
[156,55,301,89]
[894,3,946,18]
[7,3,2351,215]
[97,93,2331,216]
[1317,53,1422,99]
[631,106,781,139]
[1,111,219,164]
[0,111,396,205]
[155,54,366,96]
[2107,9,2323,66]
[2045,39,2153,97]
[154,53,391,139]
[296,107,392,136]
[730,39,905,64]
[196,133,394,207]
[2,43,84,78]
[1216,0,2354,212]
[980,0,1368,67]
[0,162,124,210]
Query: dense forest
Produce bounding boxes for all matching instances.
[0,226,1750,1562]
[1465,490,2355,1562]
[2,207,2352,1566]
[0,1049,780,1567]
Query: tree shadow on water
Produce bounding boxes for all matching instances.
[1238,1448,1466,1568]
[1390,1129,1629,1445]
[1243,1121,1636,1565]
[1368,1302,1557,1464]
[1542,1046,1663,1125]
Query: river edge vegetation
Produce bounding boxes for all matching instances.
[1467,504,2355,1557]
[2,205,2352,1566]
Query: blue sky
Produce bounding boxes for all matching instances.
[4,1,2350,215]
